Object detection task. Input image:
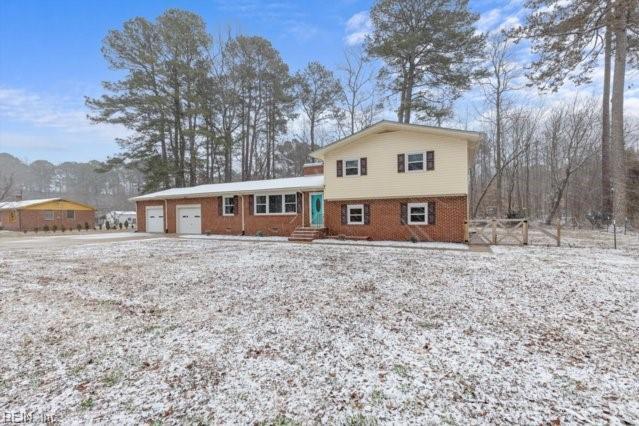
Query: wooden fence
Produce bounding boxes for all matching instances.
[465,218,561,246]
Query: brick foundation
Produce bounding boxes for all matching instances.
[324,196,467,242]
[0,209,95,232]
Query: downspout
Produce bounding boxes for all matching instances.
[241,195,245,235]
[302,192,305,227]
[164,199,168,233]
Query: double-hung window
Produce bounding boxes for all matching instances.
[344,159,360,176]
[347,204,364,225]
[43,211,54,221]
[407,203,427,224]
[284,194,297,213]
[407,153,424,171]
[255,195,268,214]
[223,196,235,215]
[66,210,75,219]
[255,193,297,215]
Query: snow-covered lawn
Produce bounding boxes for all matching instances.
[0,237,637,424]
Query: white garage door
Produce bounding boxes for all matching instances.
[177,206,201,234]
[146,207,164,233]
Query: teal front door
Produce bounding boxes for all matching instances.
[310,193,324,226]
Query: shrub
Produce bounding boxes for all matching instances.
[23,229,28,234]
[118,222,123,230]
[98,223,103,230]
[105,221,110,230]
[506,210,526,220]
[77,223,82,232]
[84,222,89,231]
[60,225,66,233]
[34,227,39,234]
[124,220,129,229]
[52,225,58,232]
[409,235,418,243]
[255,230,265,237]
[43,225,49,232]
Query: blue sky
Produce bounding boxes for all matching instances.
[0,0,630,163]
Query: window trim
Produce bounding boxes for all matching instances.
[347,204,364,225]
[343,158,361,177]
[254,193,297,215]
[407,202,428,225]
[223,196,235,216]
[66,210,75,220]
[405,151,425,173]
[42,210,54,221]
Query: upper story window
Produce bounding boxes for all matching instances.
[407,153,424,171]
[398,151,434,173]
[255,193,297,215]
[345,159,360,176]
[336,158,367,177]
[223,196,235,216]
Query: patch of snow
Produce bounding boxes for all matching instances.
[179,234,289,243]
[131,175,324,201]
[0,237,637,423]
[315,239,468,250]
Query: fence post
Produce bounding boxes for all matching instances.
[523,220,528,245]
[464,220,469,243]
[613,220,617,249]
[492,219,497,244]
[557,221,561,247]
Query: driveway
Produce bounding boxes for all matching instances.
[0,231,161,249]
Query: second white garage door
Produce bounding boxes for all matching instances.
[177,205,202,234]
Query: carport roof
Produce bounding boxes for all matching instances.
[130,175,325,201]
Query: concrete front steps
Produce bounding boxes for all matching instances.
[288,226,326,242]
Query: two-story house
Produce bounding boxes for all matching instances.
[131,121,482,242]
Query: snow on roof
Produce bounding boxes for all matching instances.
[0,198,61,210]
[130,175,325,201]
[109,211,137,215]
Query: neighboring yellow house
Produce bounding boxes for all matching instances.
[0,197,96,231]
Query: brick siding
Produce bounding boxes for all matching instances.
[136,193,313,235]
[324,196,467,242]
[0,209,95,232]
[303,164,324,176]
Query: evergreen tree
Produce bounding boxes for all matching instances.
[366,0,486,124]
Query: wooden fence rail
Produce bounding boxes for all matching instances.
[465,218,561,247]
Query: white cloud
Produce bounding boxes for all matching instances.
[0,86,127,139]
[476,8,502,33]
[497,15,522,32]
[344,11,372,46]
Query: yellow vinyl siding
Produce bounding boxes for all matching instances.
[323,130,469,200]
[25,200,94,211]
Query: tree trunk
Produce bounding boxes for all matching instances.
[611,3,628,223]
[602,27,612,216]
[545,176,569,225]
[310,113,316,152]
[495,94,503,218]
[403,61,416,124]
